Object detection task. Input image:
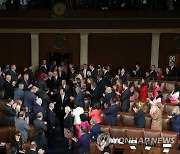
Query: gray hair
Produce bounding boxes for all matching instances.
[65,106,71,114]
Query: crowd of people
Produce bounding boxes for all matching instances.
[0,60,180,153]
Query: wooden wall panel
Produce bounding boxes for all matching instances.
[159,33,180,68]
[88,33,152,76]
[39,33,80,68]
[0,33,31,73]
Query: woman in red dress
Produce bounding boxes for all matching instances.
[137,78,148,101]
[113,79,123,101]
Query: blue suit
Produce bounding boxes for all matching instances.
[172,114,180,138]
[90,123,101,141]
[77,133,91,154]
[75,91,85,108]
[32,104,47,119]
[24,91,36,111]
[103,92,115,106]
[135,109,146,128]
[14,88,24,101]
[119,74,127,83]
[104,104,118,126]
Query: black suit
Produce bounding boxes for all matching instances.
[3,80,14,99]
[120,88,132,112]
[103,71,111,86]
[46,77,53,91]
[96,79,106,102]
[3,104,16,126]
[47,108,57,146]
[57,70,66,80]
[170,66,177,77]
[10,139,23,153]
[6,69,18,81]
[91,69,98,82]
[36,79,47,92]
[135,68,143,78]
[36,91,51,111]
[55,94,70,126]
[149,70,157,78]
[51,76,61,91]
[26,150,38,154]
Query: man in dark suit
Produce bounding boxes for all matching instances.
[46,71,53,92]
[3,98,16,126]
[51,71,61,93]
[3,74,15,99]
[89,118,100,141]
[40,59,49,73]
[36,88,51,111]
[47,103,58,147]
[89,64,98,82]
[120,82,132,112]
[33,112,47,137]
[72,126,91,154]
[6,64,20,81]
[55,88,70,126]
[26,141,45,154]
[70,86,85,109]
[19,73,33,90]
[14,83,24,101]
[102,66,111,87]
[170,61,177,78]
[96,74,106,102]
[57,66,66,81]
[88,82,98,107]
[149,65,157,78]
[32,98,47,119]
[36,77,47,93]
[58,79,71,97]
[81,64,89,78]
[133,63,143,78]
[24,86,38,112]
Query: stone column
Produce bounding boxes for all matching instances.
[151,33,160,68]
[30,33,39,73]
[80,33,89,68]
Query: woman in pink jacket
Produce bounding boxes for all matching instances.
[152,81,163,99]
[88,102,101,124]
[169,84,180,104]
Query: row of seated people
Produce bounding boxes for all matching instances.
[90,125,179,153]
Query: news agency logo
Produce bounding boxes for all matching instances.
[97,133,110,147]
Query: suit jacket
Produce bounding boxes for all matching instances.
[103,92,115,106]
[19,79,33,90]
[135,68,143,77]
[51,76,61,90]
[90,87,99,107]
[56,94,70,112]
[14,88,24,101]
[7,69,18,81]
[170,66,177,77]
[0,75,5,88]
[91,69,98,82]
[149,70,157,78]
[96,79,106,101]
[135,109,146,128]
[33,118,47,137]
[36,79,47,92]
[46,77,53,91]
[36,91,51,111]
[32,104,47,119]
[119,73,127,84]
[3,104,16,126]
[75,91,85,109]
[24,91,36,111]
[58,84,71,97]
[120,88,132,112]
[15,117,30,142]
[3,80,14,99]
[103,71,111,86]
[77,133,91,154]
[90,123,100,141]
[63,113,73,130]
[104,104,118,126]
[57,70,66,80]
[47,108,57,129]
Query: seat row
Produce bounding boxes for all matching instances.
[90,125,179,153]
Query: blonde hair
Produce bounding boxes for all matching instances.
[65,106,71,114]
[173,106,180,115]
